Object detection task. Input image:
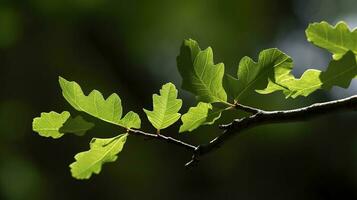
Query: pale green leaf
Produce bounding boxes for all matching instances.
[177,39,227,103]
[32,111,94,138]
[144,83,182,130]
[306,21,357,60]
[59,77,140,129]
[257,51,357,98]
[179,102,223,133]
[70,133,128,180]
[119,111,141,129]
[225,48,292,101]
[59,77,122,125]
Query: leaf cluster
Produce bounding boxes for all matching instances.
[32,21,357,179]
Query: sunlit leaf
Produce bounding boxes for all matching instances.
[179,102,223,133]
[119,111,141,129]
[144,83,182,130]
[306,21,357,60]
[225,48,292,101]
[32,111,94,138]
[59,77,140,129]
[177,39,227,103]
[70,133,128,179]
[257,51,357,98]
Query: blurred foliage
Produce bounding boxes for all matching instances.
[1,0,357,199]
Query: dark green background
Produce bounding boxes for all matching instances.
[1,0,357,199]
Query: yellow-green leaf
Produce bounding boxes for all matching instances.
[70,133,128,180]
[179,102,223,133]
[144,83,182,130]
[32,111,94,139]
[59,77,140,129]
[177,39,227,103]
[306,21,357,60]
[257,51,357,98]
[224,48,292,101]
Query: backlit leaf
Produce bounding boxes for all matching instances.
[179,102,223,133]
[59,77,140,129]
[177,39,227,103]
[257,51,357,98]
[225,48,292,101]
[306,21,357,60]
[70,133,128,179]
[32,111,94,138]
[144,83,182,130]
[119,111,141,129]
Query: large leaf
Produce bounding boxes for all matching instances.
[225,48,292,101]
[177,39,227,103]
[257,51,357,98]
[179,102,223,133]
[144,83,182,130]
[32,111,94,139]
[70,133,128,179]
[59,77,140,129]
[306,21,357,60]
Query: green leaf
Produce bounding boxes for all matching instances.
[144,83,182,130]
[177,39,227,103]
[119,111,141,129]
[257,51,357,98]
[59,77,140,129]
[70,133,128,180]
[306,21,357,60]
[61,115,95,136]
[225,48,293,101]
[179,102,223,133]
[32,111,94,139]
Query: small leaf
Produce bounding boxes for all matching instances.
[179,102,223,133]
[306,21,357,60]
[32,111,94,138]
[144,83,182,130]
[70,133,128,180]
[257,51,357,98]
[119,111,141,129]
[59,77,140,129]
[225,48,293,101]
[177,39,227,103]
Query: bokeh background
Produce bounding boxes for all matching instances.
[1,0,357,199]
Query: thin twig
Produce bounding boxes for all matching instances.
[233,103,261,114]
[128,129,198,151]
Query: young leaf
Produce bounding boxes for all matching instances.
[177,39,227,103]
[179,102,223,133]
[306,21,357,60]
[119,111,141,129]
[225,48,292,101]
[70,133,128,180]
[257,51,357,98]
[59,77,140,129]
[32,111,94,139]
[144,83,182,130]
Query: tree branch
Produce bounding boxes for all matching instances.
[128,95,357,168]
[185,94,357,167]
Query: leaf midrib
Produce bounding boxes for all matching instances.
[75,136,125,178]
